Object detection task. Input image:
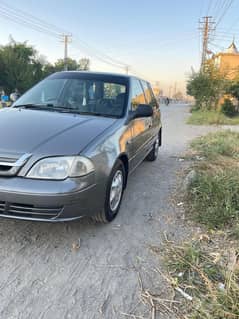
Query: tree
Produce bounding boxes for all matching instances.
[228,82,239,101]
[0,38,91,94]
[54,58,79,72]
[173,91,183,100]
[0,38,49,93]
[53,57,90,71]
[78,58,90,71]
[187,62,227,110]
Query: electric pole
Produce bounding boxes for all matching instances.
[199,16,215,71]
[125,65,130,74]
[61,34,72,71]
[174,82,177,97]
[168,85,172,98]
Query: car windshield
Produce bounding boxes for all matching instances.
[14,77,127,118]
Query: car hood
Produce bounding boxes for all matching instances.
[0,108,116,157]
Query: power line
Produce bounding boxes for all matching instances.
[215,0,235,27]
[0,0,67,34]
[0,8,60,38]
[213,0,226,20]
[206,0,214,15]
[0,1,130,71]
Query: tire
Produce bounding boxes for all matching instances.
[92,160,126,223]
[146,132,160,162]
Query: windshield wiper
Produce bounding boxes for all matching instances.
[14,104,74,113]
[75,111,116,118]
[14,103,56,110]
[14,104,118,117]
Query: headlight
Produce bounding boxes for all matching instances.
[26,156,95,180]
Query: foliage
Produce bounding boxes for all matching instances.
[0,38,90,94]
[227,81,239,100]
[0,39,42,93]
[187,110,239,125]
[173,91,183,100]
[188,131,239,228]
[53,58,90,72]
[221,99,237,117]
[188,168,239,228]
[191,131,239,160]
[187,62,227,110]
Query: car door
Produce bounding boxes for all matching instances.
[129,78,154,169]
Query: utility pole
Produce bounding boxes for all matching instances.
[199,16,215,71]
[174,82,177,97]
[168,85,172,98]
[61,34,72,71]
[125,65,130,74]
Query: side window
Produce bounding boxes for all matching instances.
[131,79,146,111]
[141,81,158,108]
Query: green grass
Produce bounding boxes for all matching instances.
[187,110,239,125]
[188,169,239,228]
[187,131,239,229]
[191,131,239,160]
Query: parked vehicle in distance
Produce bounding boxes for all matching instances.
[0,72,162,223]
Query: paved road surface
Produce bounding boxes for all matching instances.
[0,104,234,319]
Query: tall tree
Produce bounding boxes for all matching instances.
[78,58,90,71]
[187,61,227,110]
[0,39,41,93]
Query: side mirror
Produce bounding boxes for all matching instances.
[130,104,153,120]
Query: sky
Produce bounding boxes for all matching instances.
[0,0,239,95]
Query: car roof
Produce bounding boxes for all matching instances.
[50,71,147,83]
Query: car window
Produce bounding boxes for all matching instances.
[15,79,66,105]
[141,81,158,108]
[14,78,127,118]
[141,81,151,105]
[131,79,146,111]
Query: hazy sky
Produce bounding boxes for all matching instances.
[0,0,239,94]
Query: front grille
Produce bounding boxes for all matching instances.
[0,201,62,219]
[0,157,18,163]
[0,153,32,177]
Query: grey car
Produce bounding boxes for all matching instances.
[0,72,162,223]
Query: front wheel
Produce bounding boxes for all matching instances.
[92,160,125,223]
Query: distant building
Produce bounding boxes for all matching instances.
[213,40,239,79]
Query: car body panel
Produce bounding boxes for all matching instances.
[0,108,117,156]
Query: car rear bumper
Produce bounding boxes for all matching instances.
[0,175,103,222]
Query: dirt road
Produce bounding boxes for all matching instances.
[0,104,229,319]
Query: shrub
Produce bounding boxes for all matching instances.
[221,99,237,117]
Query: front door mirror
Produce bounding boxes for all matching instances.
[130,104,153,120]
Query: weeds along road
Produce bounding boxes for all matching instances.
[0,104,236,319]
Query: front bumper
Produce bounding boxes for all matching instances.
[0,174,103,222]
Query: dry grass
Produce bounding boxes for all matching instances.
[146,236,239,319]
[162,239,239,319]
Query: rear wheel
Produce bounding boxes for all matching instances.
[146,133,160,162]
[93,160,125,223]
